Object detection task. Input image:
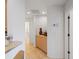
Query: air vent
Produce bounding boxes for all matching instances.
[31,10,40,14]
[26,9,47,15]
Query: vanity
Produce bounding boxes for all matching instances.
[5,40,24,59]
[5,41,22,53]
[5,36,24,59]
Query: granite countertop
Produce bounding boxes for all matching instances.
[5,41,22,53]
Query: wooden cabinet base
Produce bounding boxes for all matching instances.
[36,47,47,54]
[36,35,47,53]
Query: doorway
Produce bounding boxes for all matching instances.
[25,22,30,44]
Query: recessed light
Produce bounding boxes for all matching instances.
[42,11,47,14]
[27,11,31,14]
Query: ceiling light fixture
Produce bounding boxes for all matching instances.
[27,11,31,14]
[42,11,47,14]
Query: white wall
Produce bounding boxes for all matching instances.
[7,0,25,50]
[47,6,64,58]
[64,0,73,59]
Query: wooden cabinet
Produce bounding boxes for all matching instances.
[36,35,47,53]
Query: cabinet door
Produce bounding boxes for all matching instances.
[41,37,47,53]
[36,36,47,53]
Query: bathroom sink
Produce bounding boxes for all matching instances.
[5,41,22,53]
[5,36,11,46]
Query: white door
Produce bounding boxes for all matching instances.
[65,9,73,59]
[25,22,30,43]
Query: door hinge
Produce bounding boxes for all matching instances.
[68,51,70,54]
[68,16,70,19]
[68,33,70,37]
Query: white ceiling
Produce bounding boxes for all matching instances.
[41,0,66,6]
[26,0,67,9]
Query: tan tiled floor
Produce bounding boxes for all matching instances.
[26,42,52,59]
